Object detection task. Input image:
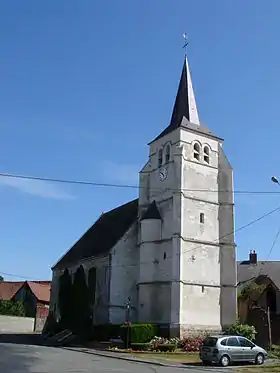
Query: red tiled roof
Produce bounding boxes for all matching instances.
[33,281,51,286]
[26,282,50,303]
[0,281,24,300]
[0,281,51,303]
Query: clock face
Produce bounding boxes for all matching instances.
[159,167,168,182]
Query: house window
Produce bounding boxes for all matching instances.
[165,144,170,163]
[203,146,210,164]
[158,148,163,167]
[193,143,200,161]
[200,213,204,224]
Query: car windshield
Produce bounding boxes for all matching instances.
[202,337,218,347]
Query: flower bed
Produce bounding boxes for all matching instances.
[106,333,206,354]
[181,336,204,353]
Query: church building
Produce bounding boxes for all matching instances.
[50,52,237,337]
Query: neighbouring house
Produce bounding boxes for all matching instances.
[0,280,51,317]
[237,251,280,316]
[50,51,237,338]
[237,251,280,345]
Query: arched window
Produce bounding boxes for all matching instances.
[165,144,170,163]
[203,146,210,164]
[158,148,163,167]
[193,143,200,161]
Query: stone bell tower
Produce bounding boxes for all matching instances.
[137,52,237,336]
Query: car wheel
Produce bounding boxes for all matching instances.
[220,355,230,367]
[255,353,264,365]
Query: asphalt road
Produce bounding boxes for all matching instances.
[0,343,210,373]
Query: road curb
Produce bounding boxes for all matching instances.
[62,347,178,367]
[62,346,227,371]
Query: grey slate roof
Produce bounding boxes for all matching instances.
[141,200,161,220]
[237,260,280,289]
[53,199,138,269]
[151,59,221,143]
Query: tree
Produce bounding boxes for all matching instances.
[238,280,266,304]
[0,299,25,316]
[0,275,3,281]
[238,280,266,323]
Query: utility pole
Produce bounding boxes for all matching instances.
[267,306,272,350]
[124,296,131,349]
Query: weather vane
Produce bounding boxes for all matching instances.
[183,32,188,53]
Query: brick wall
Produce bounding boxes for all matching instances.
[34,304,49,333]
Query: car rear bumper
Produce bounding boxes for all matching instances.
[199,353,220,363]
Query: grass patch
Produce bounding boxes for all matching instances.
[235,364,280,372]
[129,352,200,364]
[269,345,280,360]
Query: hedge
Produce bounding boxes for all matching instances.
[91,323,158,344]
[121,323,157,344]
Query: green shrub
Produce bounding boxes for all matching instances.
[120,323,158,344]
[130,324,158,343]
[93,324,121,341]
[131,342,151,351]
[0,299,25,316]
[226,320,257,341]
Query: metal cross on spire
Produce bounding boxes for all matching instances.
[183,32,188,54]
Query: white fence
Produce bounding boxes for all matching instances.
[0,315,35,333]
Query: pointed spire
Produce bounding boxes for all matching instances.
[170,55,200,128]
[152,56,200,142]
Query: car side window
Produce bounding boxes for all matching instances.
[227,337,240,347]
[239,337,254,348]
[220,339,227,346]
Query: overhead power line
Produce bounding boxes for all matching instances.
[0,271,42,281]
[265,226,280,262]
[244,223,280,312]
[2,204,280,281]
[0,172,280,195]
[54,204,280,271]
[2,204,280,282]
[112,204,280,268]
[257,223,280,278]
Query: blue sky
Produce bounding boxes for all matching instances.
[1,0,280,281]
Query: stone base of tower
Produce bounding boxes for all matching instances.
[168,323,222,339]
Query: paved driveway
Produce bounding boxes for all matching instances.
[0,342,212,373]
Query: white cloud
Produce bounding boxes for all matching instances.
[0,176,74,200]
[102,161,139,185]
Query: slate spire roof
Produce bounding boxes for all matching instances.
[141,200,161,220]
[171,55,200,128]
[152,55,221,143]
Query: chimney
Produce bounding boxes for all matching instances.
[249,250,257,265]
